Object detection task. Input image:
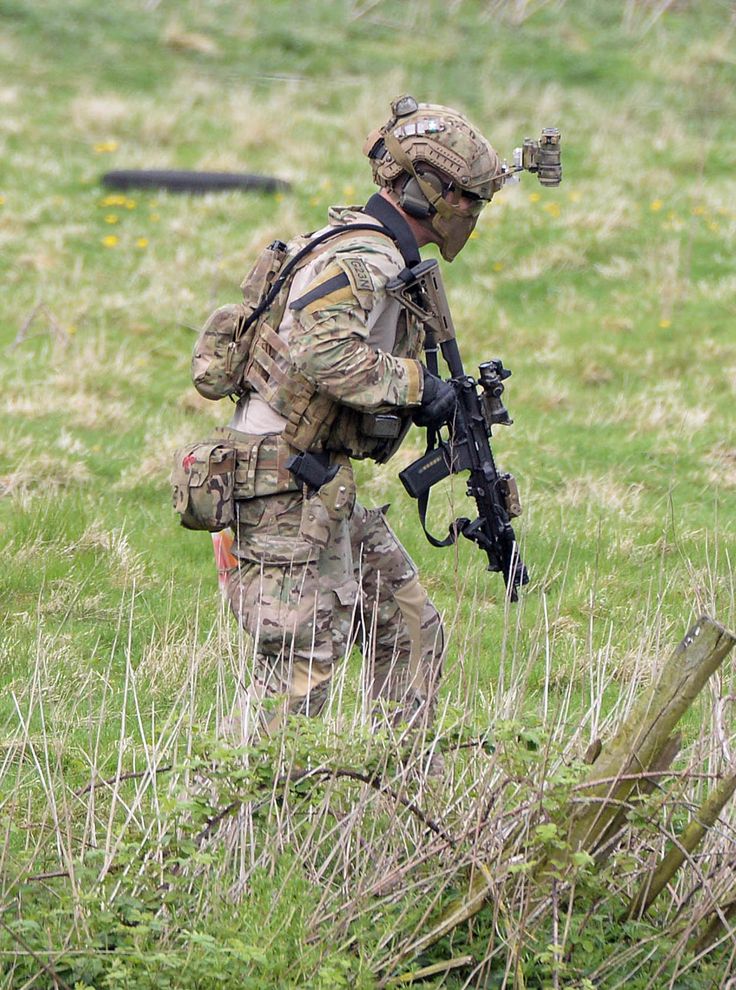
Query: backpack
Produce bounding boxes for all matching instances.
[191,239,288,400]
[190,222,404,402]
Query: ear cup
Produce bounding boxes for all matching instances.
[400,172,443,219]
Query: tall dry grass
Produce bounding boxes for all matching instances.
[1,562,735,987]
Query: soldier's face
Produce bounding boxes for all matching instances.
[430,185,490,261]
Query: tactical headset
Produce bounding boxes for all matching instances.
[398,171,444,220]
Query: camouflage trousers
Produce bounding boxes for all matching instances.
[225,466,444,737]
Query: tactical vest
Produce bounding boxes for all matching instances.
[239,196,423,463]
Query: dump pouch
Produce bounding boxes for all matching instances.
[171,441,236,531]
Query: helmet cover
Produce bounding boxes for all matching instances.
[364,95,502,259]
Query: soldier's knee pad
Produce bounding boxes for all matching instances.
[393,577,445,666]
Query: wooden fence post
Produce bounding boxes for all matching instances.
[566,616,736,853]
[626,763,736,919]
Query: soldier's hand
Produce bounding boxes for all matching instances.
[413,367,456,428]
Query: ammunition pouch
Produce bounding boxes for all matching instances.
[361,413,402,439]
[323,407,414,464]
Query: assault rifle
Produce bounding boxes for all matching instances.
[386,260,530,601]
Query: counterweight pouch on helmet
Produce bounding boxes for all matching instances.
[171,441,236,531]
[191,240,288,400]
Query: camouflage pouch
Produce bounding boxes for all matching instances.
[191,240,288,400]
[299,464,356,550]
[171,441,236,532]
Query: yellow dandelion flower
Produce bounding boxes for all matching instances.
[568,190,582,203]
[149,212,160,222]
[708,221,720,232]
[309,196,320,207]
[659,319,671,329]
[102,234,119,247]
[691,205,706,216]
[650,199,663,212]
[67,325,77,336]
[104,214,119,224]
[529,192,541,203]
[94,140,119,154]
[343,184,356,198]
[125,198,136,210]
[0,195,6,206]
[543,202,561,217]
[135,237,149,249]
[101,194,126,207]
[469,230,479,240]
[274,193,284,204]
[493,261,504,272]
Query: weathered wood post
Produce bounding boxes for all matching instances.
[565,616,736,853]
[626,762,736,919]
[593,733,682,867]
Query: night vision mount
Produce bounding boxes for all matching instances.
[500,127,562,187]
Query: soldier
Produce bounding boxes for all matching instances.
[224,95,502,737]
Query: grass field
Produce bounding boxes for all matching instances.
[1,1,735,986]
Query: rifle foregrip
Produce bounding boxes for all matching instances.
[399,447,452,499]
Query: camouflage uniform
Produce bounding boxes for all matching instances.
[223,203,444,736]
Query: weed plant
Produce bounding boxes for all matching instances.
[1,0,735,986]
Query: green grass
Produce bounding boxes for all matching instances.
[1,0,735,985]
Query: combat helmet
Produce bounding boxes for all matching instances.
[363,95,502,260]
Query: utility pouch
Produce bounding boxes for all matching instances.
[190,240,288,400]
[299,464,355,549]
[171,441,236,532]
[240,240,288,309]
[361,413,402,439]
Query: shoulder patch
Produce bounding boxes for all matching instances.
[340,256,376,294]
